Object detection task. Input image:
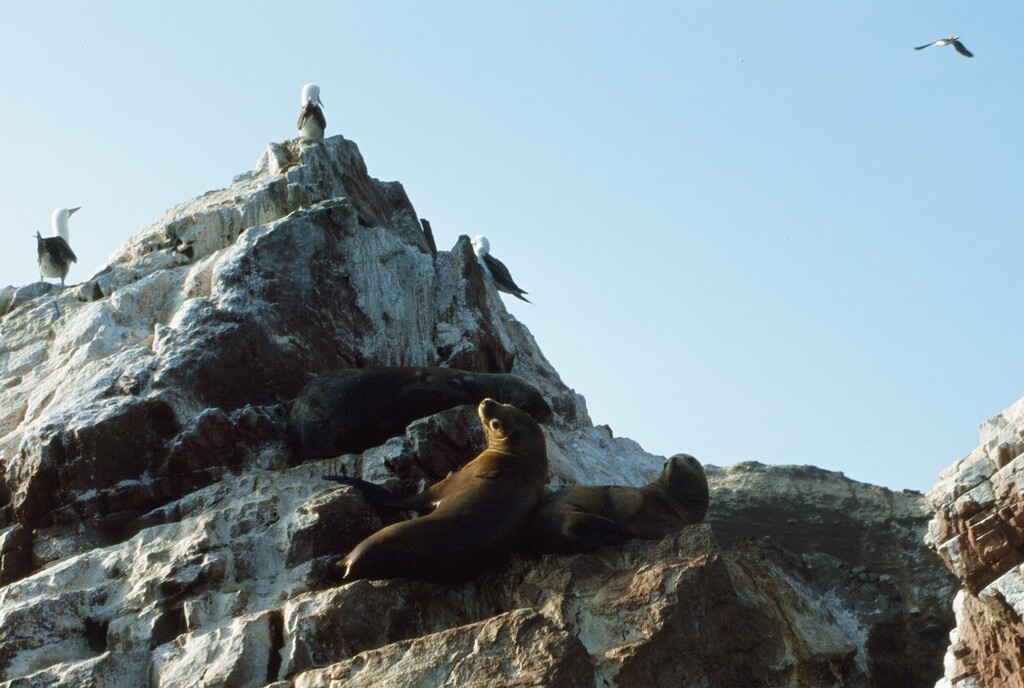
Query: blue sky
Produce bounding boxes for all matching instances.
[2,3,1021,493]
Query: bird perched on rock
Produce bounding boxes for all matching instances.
[36,207,80,287]
[297,83,326,139]
[471,235,531,303]
[914,36,973,58]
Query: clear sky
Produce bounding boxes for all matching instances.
[2,2,1021,493]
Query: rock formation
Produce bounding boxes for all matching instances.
[0,135,958,686]
[706,462,958,687]
[927,397,1024,688]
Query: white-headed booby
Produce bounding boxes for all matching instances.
[914,36,973,58]
[297,83,326,139]
[36,207,80,287]
[471,235,531,303]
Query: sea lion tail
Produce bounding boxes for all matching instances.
[323,475,405,508]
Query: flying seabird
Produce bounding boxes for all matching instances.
[471,235,531,303]
[36,207,80,287]
[297,83,326,139]
[914,36,973,58]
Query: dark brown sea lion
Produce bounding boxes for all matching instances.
[289,366,551,461]
[520,453,708,555]
[325,398,550,582]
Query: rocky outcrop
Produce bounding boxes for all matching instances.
[0,137,648,569]
[0,136,953,686]
[706,462,958,688]
[927,397,1024,688]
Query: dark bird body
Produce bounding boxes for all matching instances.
[36,233,77,286]
[297,102,326,138]
[471,235,531,302]
[297,83,326,139]
[36,207,80,286]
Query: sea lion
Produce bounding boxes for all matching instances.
[520,453,708,555]
[324,398,549,582]
[288,366,552,461]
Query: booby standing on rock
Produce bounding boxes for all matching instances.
[914,36,973,58]
[471,235,531,303]
[36,207,80,287]
[297,83,326,139]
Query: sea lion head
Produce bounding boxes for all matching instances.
[478,398,547,456]
[659,454,709,521]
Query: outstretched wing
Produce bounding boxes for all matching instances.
[953,40,974,57]
[913,41,936,50]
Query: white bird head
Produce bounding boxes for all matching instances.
[301,83,323,108]
[52,207,80,240]
[471,235,490,258]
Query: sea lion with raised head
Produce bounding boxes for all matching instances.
[325,398,549,582]
[520,453,708,554]
[289,366,551,461]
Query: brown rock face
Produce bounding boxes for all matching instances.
[291,609,594,688]
[927,397,1024,688]
[706,462,958,688]
[282,525,899,687]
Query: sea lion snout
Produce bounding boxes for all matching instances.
[478,398,500,419]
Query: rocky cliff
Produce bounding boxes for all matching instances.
[706,463,958,686]
[0,136,955,687]
[927,397,1024,688]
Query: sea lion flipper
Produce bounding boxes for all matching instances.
[324,475,436,512]
[324,475,404,508]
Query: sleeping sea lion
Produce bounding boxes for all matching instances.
[289,366,551,461]
[520,453,708,554]
[325,398,549,582]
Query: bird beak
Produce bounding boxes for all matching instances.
[317,96,324,108]
[68,207,81,215]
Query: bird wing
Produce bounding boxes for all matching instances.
[913,41,936,50]
[47,236,77,263]
[297,103,327,131]
[483,253,530,301]
[953,40,974,57]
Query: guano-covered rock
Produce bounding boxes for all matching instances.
[0,135,957,687]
